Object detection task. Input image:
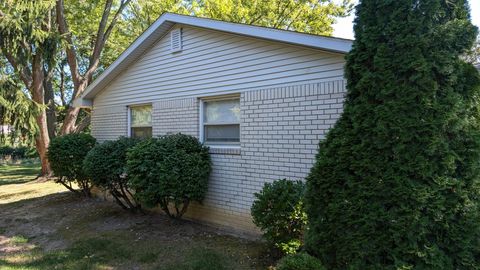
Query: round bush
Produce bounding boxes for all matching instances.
[0,146,37,160]
[251,179,307,255]
[276,253,325,270]
[127,133,211,218]
[47,133,96,196]
[84,137,140,211]
[0,146,14,159]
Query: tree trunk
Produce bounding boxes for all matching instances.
[44,76,56,139]
[34,135,51,176]
[60,78,88,135]
[32,54,52,176]
[60,106,81,135]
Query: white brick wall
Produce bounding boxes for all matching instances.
[91,80,346,235]
[152,98,198,136]
[184,80,346,234]
[91,106,128,141]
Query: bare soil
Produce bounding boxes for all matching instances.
[0,164,275,269]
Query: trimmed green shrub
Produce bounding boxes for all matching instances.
[0,146,38,160]
[48,133,96,196]
[251,179,307,255]
[83,137,140,211]
[276,253,325,270]
[0,146,14,159]
[127,133,211,218]
[305,1,480,269]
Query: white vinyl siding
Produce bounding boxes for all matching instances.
[93,25,345,107]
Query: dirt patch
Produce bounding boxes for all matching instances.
[0,179,274,269]
[0,236,34,254]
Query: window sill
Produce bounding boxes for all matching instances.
[207,146,241,155]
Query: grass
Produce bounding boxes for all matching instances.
[0,162,274,269]
[0,161,41,186]
[0,161,64,205]
[1,235,240,270]
[10,236,29,245]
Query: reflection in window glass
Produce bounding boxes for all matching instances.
[130,105,152,139]
[131,105,152,127]
[204,99,240,124]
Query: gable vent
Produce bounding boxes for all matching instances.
[170,28,182,53]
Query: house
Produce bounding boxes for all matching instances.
[74,13,352,235]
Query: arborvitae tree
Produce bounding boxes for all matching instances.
[305,1,480,269]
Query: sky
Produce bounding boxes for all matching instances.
[333,1,480,40]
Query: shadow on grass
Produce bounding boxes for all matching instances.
[159,248,231,270]
[0,190,37,201]
[0,235,234,270]
[0,163,40,186]
[0,179,36,186]
[0,237,126,270]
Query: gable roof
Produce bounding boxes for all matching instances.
[75,13,353,107]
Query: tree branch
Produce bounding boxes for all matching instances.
[55,0,81,89]
[84,0,132,82]
[103,0,132,42]
[89,0,114,63]
[73,113,91,133]
[58,63,67,106]
[2,48,32,88]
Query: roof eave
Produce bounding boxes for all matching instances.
[73,97,93,108]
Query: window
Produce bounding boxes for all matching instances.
[129,105,152,139]
[201,98,240,146]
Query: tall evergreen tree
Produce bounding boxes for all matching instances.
[305,0,480,269]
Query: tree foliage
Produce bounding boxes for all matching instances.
[0,70,40,145]
[0,0,58,174]
[0,1,58,61]
[465,35,480,64]
[276,253,325,270]
[305,1,480,269]
[189,0,353,35]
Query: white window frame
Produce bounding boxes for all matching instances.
[127,104,153,138]
[199,95,240,148]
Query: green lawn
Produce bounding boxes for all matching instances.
[0,162,274,270]
[0,161,41,186]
